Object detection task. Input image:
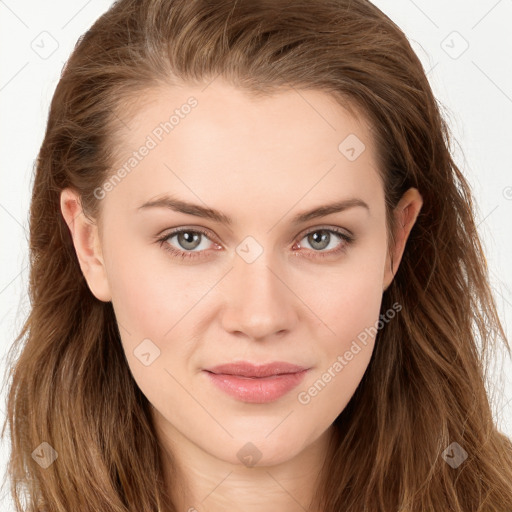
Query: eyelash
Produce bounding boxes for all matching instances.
[155,226,355,261]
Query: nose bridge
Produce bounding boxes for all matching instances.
[220,238,297,339]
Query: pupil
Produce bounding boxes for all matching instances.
[180,231,200,249]
[310,230,329,250]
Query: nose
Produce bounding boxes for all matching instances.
[219,249,298,341]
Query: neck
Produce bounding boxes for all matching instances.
[154,414,333,512]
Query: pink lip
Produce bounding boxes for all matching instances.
[203,361,309,403]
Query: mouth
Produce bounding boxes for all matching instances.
[202,361,310,403]
[204,361,309,378]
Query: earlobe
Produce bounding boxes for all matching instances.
[60,188,112,302]
[383,187,423,291]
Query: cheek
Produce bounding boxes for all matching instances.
[104,238,186,368]
[104,230,181,330]
[106,258,193,407]
[298,244,387,344]
[293,243,387,419]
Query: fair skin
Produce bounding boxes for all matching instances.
[60,80,422,512]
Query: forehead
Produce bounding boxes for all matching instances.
[101,80,383,219]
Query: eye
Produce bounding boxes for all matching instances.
[155,226,354,261]
[156,227,220,260]
[294,227,354,259]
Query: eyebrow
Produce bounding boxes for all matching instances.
[137,195,370,225]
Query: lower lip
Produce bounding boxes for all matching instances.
[203,370,308,403]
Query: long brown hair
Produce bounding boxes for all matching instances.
[2,0,511,510]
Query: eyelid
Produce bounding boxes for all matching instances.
[295,223,354,242]
[156,224,353,245]
[154,225,218,244]
[155,224,355,260]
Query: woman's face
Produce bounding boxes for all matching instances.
[63,80,420,467]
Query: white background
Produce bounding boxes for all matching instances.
[0,1,511,509]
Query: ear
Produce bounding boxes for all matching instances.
[382,187,423,291]
[60,188,112,302]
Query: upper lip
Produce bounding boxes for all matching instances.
[204,361,309,378]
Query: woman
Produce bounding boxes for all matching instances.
[2,0,512,510]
